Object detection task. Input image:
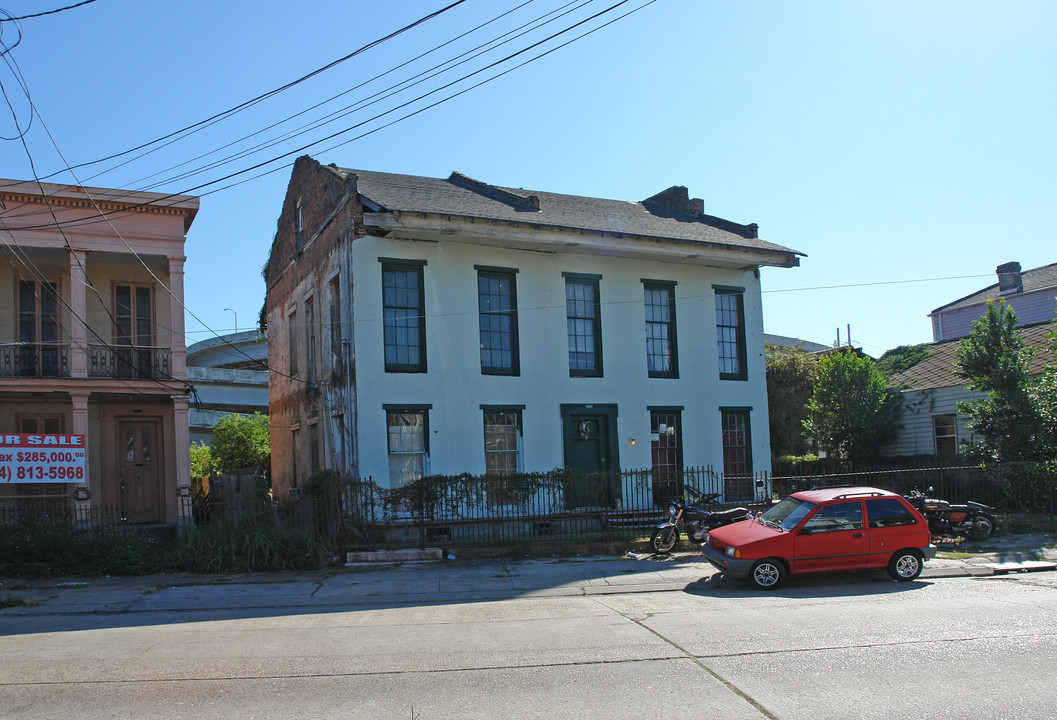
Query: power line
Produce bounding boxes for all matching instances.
[762,274,994,294]
[0,0,100,22]
[1,0,469,187]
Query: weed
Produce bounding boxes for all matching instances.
[0,592,40,609]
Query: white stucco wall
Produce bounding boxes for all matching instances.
[351,234,772,485]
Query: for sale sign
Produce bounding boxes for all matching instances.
[0,434,87,483]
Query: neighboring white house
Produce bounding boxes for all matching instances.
[930,261,1057,341]
[186,330,268,446]
[263,157,803,504]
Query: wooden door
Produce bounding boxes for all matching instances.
[118,420,162,523]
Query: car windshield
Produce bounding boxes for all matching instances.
[759,497,816,531]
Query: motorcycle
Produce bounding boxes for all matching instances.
[904,487,997,540]
[650,490,752,553]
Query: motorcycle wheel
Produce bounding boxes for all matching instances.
[650,526,680,554]
[965,513,996,541]
[887,549,923,582]
[749,559,786,590]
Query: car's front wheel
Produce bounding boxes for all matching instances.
[887,549,923,582]
[749,559,786,590]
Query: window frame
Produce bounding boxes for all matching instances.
[714,286,747,381]
[720,407,753,478]
[564,273,603,378]
[933,414,957,455]
[482,405,524,475]
[477,266,520,376]
[113,283,154,348]
[380,259,427,374]
[643,280,678,379]
[385,405,431,488]
[304,296,317,384]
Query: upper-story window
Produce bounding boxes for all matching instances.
[16,278,61,377]
[715,287,746,380]
[565,273,602,377]
[295,198,304,255]
[477,267,519,376]
[115,284,153,348]
[287,308,298,377]
[381,259,427,373]
[329,277,342,374]
[304,296,317,384]
[644,281,677,378]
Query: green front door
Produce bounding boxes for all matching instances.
[561,405,620,509]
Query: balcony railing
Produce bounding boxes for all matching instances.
[0,342,69,378]
[88,344,171,380]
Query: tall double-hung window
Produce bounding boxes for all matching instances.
[17,278,61,377]
[644,280,677,378]
[381,259,426,373]
[386,407,429,487]
[715,287,746,380]
[565,273,602,377]
[483,408,523,475]
[477,267,519,375]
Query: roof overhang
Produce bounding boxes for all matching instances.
[363,211,801,270]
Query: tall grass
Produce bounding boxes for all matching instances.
[175,516,329,574]
[0,520,167,577]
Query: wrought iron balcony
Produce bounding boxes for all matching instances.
[88,344,171,380]
[0,342,69,378]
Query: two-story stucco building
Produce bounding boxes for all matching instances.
[0,179,199,525]
[264,157,802,504]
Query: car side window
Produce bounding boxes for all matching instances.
[865,498,918,528]
[803,501,863,534]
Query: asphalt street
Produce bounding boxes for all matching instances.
[2,536,1056,719]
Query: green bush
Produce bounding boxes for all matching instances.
[0,521,168,577]
[174,516,328,574]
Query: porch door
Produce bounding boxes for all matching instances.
[561,406,619,509]
[118,420,162,523]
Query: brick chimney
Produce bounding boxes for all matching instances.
[996,261,1023,294]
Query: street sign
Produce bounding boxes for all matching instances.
[0,434,87,483]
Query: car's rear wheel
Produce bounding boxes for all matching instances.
[749,559,785,590]
[887,549,923,582]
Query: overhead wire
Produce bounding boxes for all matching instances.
[0,0,101,22]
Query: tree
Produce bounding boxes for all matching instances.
[189,441,215,478]
[765,343,819,460]
[208,412,271,474]
[804,350,903,464]
[955,300,1045,463]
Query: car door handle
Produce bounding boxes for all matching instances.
[852,533,864,538]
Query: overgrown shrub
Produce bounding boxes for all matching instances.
[174,516,328,574]
[0,521,168,577]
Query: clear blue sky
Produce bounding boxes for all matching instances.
[2,0,1054,356]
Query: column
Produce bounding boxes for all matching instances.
[70,391,91,524]
[172,394,193,529]
[68,249,88,378]
[168,256,187,379]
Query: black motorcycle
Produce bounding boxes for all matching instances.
[650,490,752,553]
[904,487,997,540]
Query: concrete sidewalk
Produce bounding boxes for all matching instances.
[2,533,1055,619]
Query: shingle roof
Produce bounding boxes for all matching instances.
[889,321,1055,391]
[931,262,1057,314]
[328,166,802,260]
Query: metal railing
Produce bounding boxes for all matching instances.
[0,342,69,378]
[88,344,171,379]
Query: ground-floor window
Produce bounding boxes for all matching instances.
[933,414,957,455]
[721,409,752,477]
[15,414,68,505]
[387,408,429,487]
[649,408,682,505]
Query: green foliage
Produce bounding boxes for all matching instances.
[955,300,1050,463]
[804,350,903,464]
[876,343,935,379]
[765,344,819,460]
[0,521,168,577]
[209,412,270,474]
[175,517,327,573]
[190,441,215,478]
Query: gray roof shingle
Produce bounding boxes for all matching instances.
[327,166,802,259]
[890,321,1055,391]
[932,262,1057,314]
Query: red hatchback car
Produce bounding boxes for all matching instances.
[702,486,936,589]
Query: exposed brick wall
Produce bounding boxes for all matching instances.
[265,156,364,496]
